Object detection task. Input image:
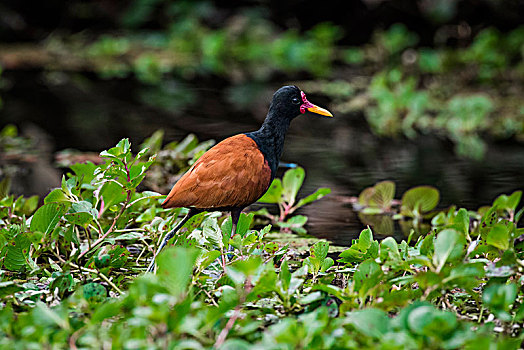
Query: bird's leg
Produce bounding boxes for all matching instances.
[231,209,242,237]
[222,209,242,266]
[146,208,200,273]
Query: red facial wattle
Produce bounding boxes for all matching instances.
[299,91,333,117]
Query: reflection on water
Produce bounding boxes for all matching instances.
[2,72,524,246]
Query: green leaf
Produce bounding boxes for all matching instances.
[369,181,395,209]
[345,309,390,338]
[380,237,401,262]
[401,186,440,216]
[90,299,121,324]
[198,250,221,271]
[494,191,522,213]
[358,227,373,251]
[236,212,254,236]
[312,241,329,260]
[83,283,107,304]
[99,181,127,213]
[157,247,200,296]
[451,208,469,235]
[482,283,517,322]
[299,291,324,305]
[0,281,23,298]
[0,176,11,199]
[20,195,39,216]
[65,201,97,226]
[420,231,435,257]
[320,257,334,273]
[50,272,75,299]
[445,262,485,290]
[433,229,465,272]
[407,305,457,337]
[257,179,283,204]
[282,167,305,205]
[279,260,291,292]
[507,191,522,212]
[486,223,510,250]
[296,188,331,208]
[202,217,223,249]
[353,259,382,298]
[30,202,70,234]
[70,162,97,186]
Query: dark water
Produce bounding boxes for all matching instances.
[2,71,524,246]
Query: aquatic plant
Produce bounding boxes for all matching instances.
[1,136,524,347]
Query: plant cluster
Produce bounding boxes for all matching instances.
[0,137,523,348]
[305,24,524,159]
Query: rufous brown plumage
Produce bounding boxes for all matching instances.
[162,134,271,210]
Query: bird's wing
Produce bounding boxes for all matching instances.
[162,134,272,209]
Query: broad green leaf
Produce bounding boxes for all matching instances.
[99,181,127,213]
[202,217,223,249]
[236,212,254,236]
[264,242,279,255]
[30,202,69,234]
[0,176,10,198]
[345,309,390,338]
[353,259,382,298]
[494,191,522,213]
[44,188,69,204]
[90,299,121,324]
[358,187,374,206]
[304,256,321,274]
[257,179,283,204]
[20,195,39,216]
[0,281,23,298]
[380,237,401,262]
[451,208,469,235]
[65,201,97,226]
[486,223,510,250]
[358,228,373,251]
[369,181,395,209]
[312,241,329,260]
[433,229,465,272]
[444,262,485,290]
[407,305,457,337]
[507,191,522,212]
[282,167,305,205]
[83,283,107,304]
[157,247,200,297]
[401,186,440,216]
[70,162,97,186]
[228,256,262,278]
[198,250,221,271]
[420,231,435,257]
[482,283,517,322]
[32,302,70,330]
[279,260,291,292]
[296,188,331,208]
[299,291,324,305]
[320,257,334,273]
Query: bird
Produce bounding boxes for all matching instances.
[147,85,332,272]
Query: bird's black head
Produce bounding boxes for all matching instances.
[269,85,333,119]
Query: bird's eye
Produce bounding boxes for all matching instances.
[291,97,300,105]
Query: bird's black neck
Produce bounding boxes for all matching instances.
[245,111,291,179]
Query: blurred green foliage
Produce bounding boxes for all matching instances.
[3,2,524,161]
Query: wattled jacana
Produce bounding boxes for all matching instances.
[147,85,332,272]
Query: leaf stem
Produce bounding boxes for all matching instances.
[78,191,131,260]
